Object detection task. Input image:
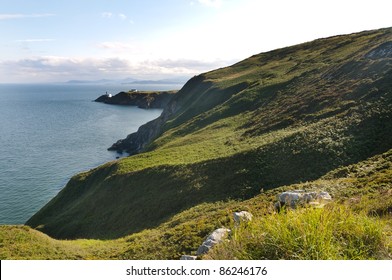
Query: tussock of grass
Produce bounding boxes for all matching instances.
[205,205,390,260]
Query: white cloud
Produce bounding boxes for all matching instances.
[156,58,230,70]
[118,13,127,20]
[99,42,130,49]
[198,0,223,8]
[97,42,138,53]
[0,13,55,20]
[16,39,55,43]
[101,12,113,19]
[101,12,130,21]
[0,56,230,83]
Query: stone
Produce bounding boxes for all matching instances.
[277,190,332,209]
[274,201,283,211]
[180,255,197,260]
[196,228,231,255]
[365,42,392,59]
[278,191,305,208]
[308,201,321,207]
[233,211,253,225]
[316,191,332,201]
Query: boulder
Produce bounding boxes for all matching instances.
[316,191,332,201]
[278,191,306,208]
[277,190,332,209]
[196,228,231,255]
[303,192,317,202]
[233,211,253,225]
[180,255,197,260]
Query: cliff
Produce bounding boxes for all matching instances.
[26,27,392,244]
[108,75,229,153]
[95,90,176,109]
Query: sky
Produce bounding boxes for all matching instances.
[0,0,391,83]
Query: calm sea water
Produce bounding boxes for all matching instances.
[0,83,177,224]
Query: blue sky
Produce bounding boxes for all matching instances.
[0,0,391,83]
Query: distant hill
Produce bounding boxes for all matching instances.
[66,77,188,85]
[16,27,392,259]
[66,79,118,84]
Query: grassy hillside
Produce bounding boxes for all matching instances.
[2,148,391,259]
[0,225,127,260]
[25,27,392,240]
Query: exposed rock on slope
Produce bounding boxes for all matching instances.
[196,228,231,255]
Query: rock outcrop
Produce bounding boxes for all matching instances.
[275,190,332,210]
[95,90,176,109]
[233,211,253,226]
[108,114,166,154]
[180,255,197,260]
[196,228,231,256]
[365,41,392,59]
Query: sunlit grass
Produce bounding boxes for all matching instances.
[206,205,390,260]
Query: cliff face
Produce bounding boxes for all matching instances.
[108,113,166,154]
[109,75,249,153]
[26,27,392,240]
[95,90,176,109]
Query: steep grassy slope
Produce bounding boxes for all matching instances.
[0,225,127,259]
[26,27,392,240]
[2,149,391,259]
[205,150,392,260]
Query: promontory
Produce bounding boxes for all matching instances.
[95,90,177,109]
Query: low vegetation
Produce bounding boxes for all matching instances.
[2,149,391,259]
[205,205,389,260]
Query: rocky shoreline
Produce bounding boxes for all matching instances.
[107,75,205,154]
[95,89,179,153]
[95,89,176,109]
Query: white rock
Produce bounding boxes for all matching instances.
[278,191,304,207]
[180,255,197,260]
[316,191,332,201]
[233,211,253,225]
[277,190,332,209]
[196,228,231,255]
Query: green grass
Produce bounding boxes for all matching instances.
[2,149,391,259]
[205,205,390,260]
[2,148,390,259]
[0,225,127,260]
[2,148,392,259]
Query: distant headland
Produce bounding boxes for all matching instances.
[95,89,177,109]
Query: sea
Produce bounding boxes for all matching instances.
[0,83,179,225]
